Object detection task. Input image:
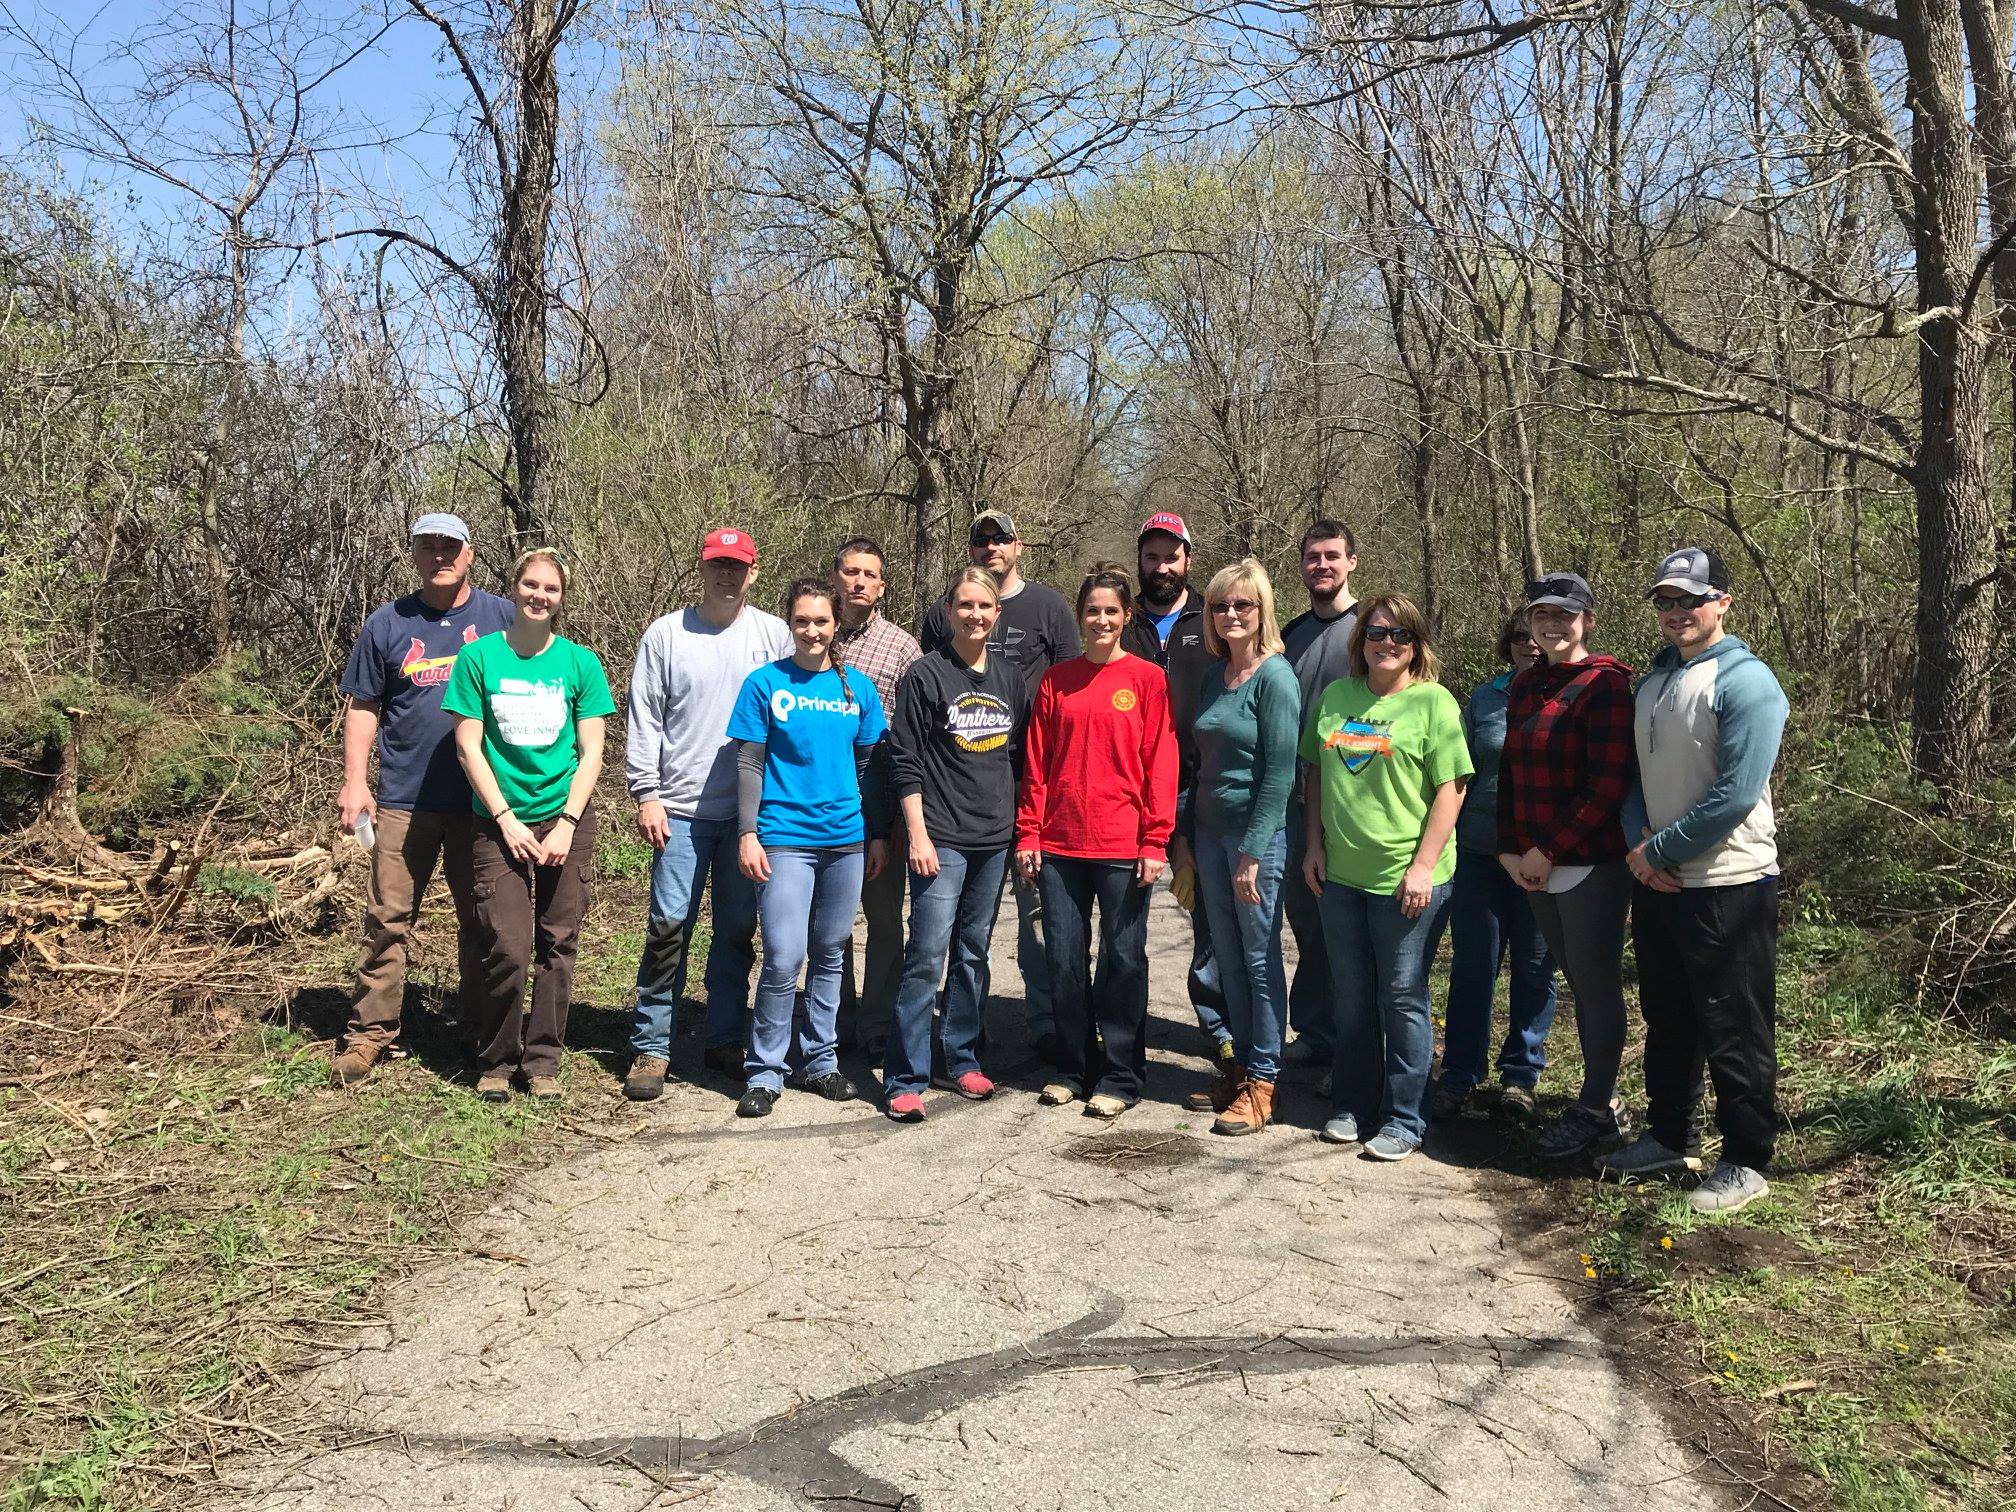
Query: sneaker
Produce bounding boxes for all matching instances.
[1283,1035,1329,1067]
[623,1055,669,1102]
[886,1092,926,1123]
[1687,1161,1769,1214]
[527,1075,563,1100]
[1362,1131,1419,1162]
[703,1043,742,1077]
[475,1071,511,1102]
[1430,1082,1473,1121]
[329,1042,382,1088]
[736,1085,779,1119]
[1039,1082,1077,1106]
[946,1071,995,1100]
[1535,1103,1621,1159]
[795,1070,858,1102]
[1032,1032,1063,1066]
[1084,1093,1129,1120]
[1498,1082,1537,1118]
[1320,1112,1360,1145]
[1597,1132,1704,1184]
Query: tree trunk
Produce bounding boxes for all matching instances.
[497,0,564,546]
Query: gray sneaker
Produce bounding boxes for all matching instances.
[1320,1112,1360,1145]
[1688,1161,1769,1214]
[1597,1133,1704,1184]
[1362,1131,1419,1162]
[1535,1103,1620,1159]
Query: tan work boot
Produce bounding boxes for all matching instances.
[527,1075,563,1100]
[623,1055,669,1102]
[1213,1078,1274,1136]
[329,1041,382,1088]
[1186,1052,1244,1114]
[475,1070,512,1102]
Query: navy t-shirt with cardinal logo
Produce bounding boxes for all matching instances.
[340,589,516,811]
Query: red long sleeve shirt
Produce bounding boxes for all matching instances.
[1496,654,1636,864]
[1016,653,1178,862]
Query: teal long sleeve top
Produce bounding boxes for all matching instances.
[1188,654,1302,857]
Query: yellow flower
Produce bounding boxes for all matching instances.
[1934,1347,1949,1359]
[1583,1266,1597,1279]
[1659,1235,1674,1250]
[1841,1266,1855,1277]
[1722,1371,1735,1379]
[1726,1351,1739,1362]
[1895,1343,1910,1353]
[1578,1253,1594,1266]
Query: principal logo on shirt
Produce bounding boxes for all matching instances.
[1110,688,1138,713]
[1324,719,1392,774]
[399,624,482,688]
[770,687,858,724]
[945,692,1013,752]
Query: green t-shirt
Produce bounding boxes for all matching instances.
[1297,676,1474,894]
[440,632,616,822]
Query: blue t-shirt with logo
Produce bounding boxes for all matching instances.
[1151,604,1183,646]
[339,589,516,810]
[727,659,888,848]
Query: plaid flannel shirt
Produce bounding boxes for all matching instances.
[836,609,921,713]
[1496,656,1636,864]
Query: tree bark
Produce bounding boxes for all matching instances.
[497,0,565,546]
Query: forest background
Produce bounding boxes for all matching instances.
[0,1,2012,1509]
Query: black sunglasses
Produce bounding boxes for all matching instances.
[1652,590,1720,612]
[1364,624,1417,646]
[970,531,1016,547]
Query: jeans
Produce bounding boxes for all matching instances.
[1193,827,1289,1082]
[884,846,1009,1099]
[1283,797,1333,1053]
[1527,860,1631,1112]
[1320,878,1451,1146]
[983,869,1053,1037]
[747,847,865,1092]
[1440,849,1558,1092]
[1180,792,1229,1048]
[1038,857,1151,1103]
[1634,879,1780,1170]
[629,815,759,1058]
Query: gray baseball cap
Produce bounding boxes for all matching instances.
[970,509,1019,541]
[1647,546,1729,597]
[1524,571,1595,613]
[411,512,471,544]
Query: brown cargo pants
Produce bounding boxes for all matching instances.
[467,808,598,1078]
[346,806,480,1051]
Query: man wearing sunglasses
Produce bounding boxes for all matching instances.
[1603,546,1788,1216]
[920,509,1079,1057]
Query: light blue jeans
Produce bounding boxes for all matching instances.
[747,847,865,1092]
[1320,878,1452,1147]
[1193,827,1289,1082]
[628,815,758,1057]
[885,846,1008,1099]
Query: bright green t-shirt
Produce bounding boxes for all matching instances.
[440,632,616,823]
[1297,676,1474,894]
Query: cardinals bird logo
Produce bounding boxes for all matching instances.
[401,623,479,688]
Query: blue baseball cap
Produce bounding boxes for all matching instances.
[410,512,470,544]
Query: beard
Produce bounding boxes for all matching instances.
[1140,566,1186,607]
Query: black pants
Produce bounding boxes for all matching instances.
[1632,878,1779,1170]
[1038,857,1151,1103]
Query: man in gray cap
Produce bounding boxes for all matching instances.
[331,513,514,1086]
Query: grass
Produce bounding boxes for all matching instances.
[0,868,653,1510]
[1555,916,2016,1512]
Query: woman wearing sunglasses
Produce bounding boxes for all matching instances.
[1433,610,1560,1121]
[1177,559,1301,1135]
[1496,572,1638,1160]
[1300,594,1471,1160]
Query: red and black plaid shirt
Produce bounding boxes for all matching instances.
[1496,656,1636,864]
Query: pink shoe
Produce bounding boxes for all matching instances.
[950,1071,995,1101]
[886,1092,926,1123]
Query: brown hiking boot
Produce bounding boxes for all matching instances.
[624,1055,670,1102]
[527,1075,563,1100]
[330,1041,382,1088]
[475,1070,511,1102]
[1186,1053,1244,1114]
[1213,1078,1274,1137]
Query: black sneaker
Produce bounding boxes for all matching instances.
[736,1085,778,1119]
[1429,1082,1473,1121]
[1535,1102,1621,1159]
[703,1043,742,1077]
[795,1070,858,1102]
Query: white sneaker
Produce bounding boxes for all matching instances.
[1687,1161,1769,1214]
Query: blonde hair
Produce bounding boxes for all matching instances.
[1348,592,1443,684]
[509,545,570,597]
[946,566,1001,608]
[1200,558,1285,660]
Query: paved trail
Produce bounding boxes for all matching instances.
[238,888,1723,1512]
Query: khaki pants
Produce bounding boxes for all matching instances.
[839,847,904,1046]
[346,807,479,1051]
[467,809,598,1078]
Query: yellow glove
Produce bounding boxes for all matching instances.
[1169,863,1196,912]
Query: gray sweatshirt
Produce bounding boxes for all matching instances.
[625,605,792,821]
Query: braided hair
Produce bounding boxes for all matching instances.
[782,575,855,709]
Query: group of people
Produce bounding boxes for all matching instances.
[331,506,1788,1216]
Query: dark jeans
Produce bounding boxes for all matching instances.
[1320,877,1450,1146]
[840,835,905,1046]
[1439,849,1558,1091]
[1284,798,1333,1053]
[628,814,758,1058]
[884,846,1008,1100]
[467,808,598,1079]
[1528,860,1631,1112]
[1633,879,1780,1171]
[1038,857,1151,1104]
[347,806,479,1049]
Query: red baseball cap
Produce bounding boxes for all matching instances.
[1138,511,1192,546]
[701,527,757,564]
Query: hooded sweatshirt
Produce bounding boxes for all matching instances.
[1619,636,1787,887]
[1496,653,1636,866]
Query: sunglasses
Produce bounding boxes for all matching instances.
[1525,576,1585,600]
[1510,631,1536,645]
[1364,625,1417,646]
[1210,598,1258,616]
[1652,590,1721,613]
[970,532,1016,547]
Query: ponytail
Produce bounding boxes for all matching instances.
[782,574,855,709]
